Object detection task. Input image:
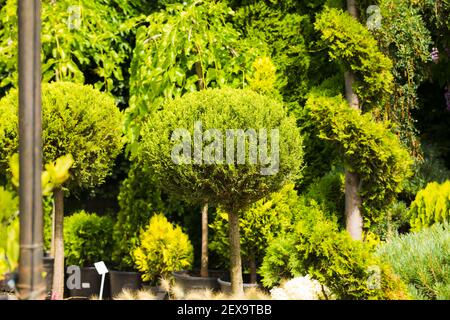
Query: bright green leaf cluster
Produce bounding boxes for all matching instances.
[409,180,450,230]
[0,186,18,279]
[0,0,138,97]
[0,82,124,192]
[64,210,114,267]
[126,0,263,145]
[260,198,410,299]
[314,7,394,109]
[303,93,413,224]
[132,213,193,283]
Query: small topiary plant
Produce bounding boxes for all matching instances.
[132,214,194,284]
[64,210,114,267]
[408,180,450,230]
[260,198,409,300]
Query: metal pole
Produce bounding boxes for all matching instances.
[17,0,45,300]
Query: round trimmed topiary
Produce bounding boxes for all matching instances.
[0,81,123,298]
[136,87,303,293]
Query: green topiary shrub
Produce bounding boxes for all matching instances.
[0,82,124,191]
[303,93,413,227]
[260,198,410,299]
[64,210,114,267]
[136,87,303,292]
[314,7,394,109]
[409,181,450,231]
[209,183,299,281]
[377,223,450,299]
[132,214,194,283]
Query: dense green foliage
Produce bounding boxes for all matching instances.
[315,7,394,109]
[0,0,138,101]
[303,93,413,225]
[369,0,432,151]
[377,223,450,299]
[132,214,193,283]
[64,210,114,266]
[231,0,310,109]
[260,198,409,299]
[209,183,298,270]
[0,82,124,191]
[136,88,303,213]
[126,0,263,146]
[0,186,18,278]
[409,181,450,230]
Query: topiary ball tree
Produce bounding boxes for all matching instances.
[0,82,124,299]
[136,88,303,293]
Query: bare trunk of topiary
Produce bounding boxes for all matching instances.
[200,202,209,278]
[345,170,363,240]
[249,254,257,284]
[344,1,363,241]
[52,187,65,299]
[228,211,244,295]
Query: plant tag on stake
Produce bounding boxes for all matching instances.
[94,261,108,300]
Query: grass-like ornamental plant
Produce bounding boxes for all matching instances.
[136,88,303,293]
[377,223,450,299]
[132,214,194,283]
[409,180,450,230]
[64,211,114,267]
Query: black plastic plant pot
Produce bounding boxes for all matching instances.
[109,270,142,298]
[172,270,226,293]
[217,274,260,295]
[65,266,111,300]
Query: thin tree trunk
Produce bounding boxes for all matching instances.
[195,61,205,91]
[50,198,55,257]
[228,211,244,295]
[249,254,257,284]
[344,2,363,241]
[344,170,363,240]
[52,187,64,299]
[347,0,359,19]
[200,202,209,278]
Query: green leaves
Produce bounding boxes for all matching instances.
[126,0,262,146]
[0,187,18,279]
[132,214,193,283]
[303,92,413,225]
[409,181,450,231]
[137,88,303,212]
[64,211,114,267]
[0,0,137,97]
[315,7,394,110]
[0,82,124,192]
